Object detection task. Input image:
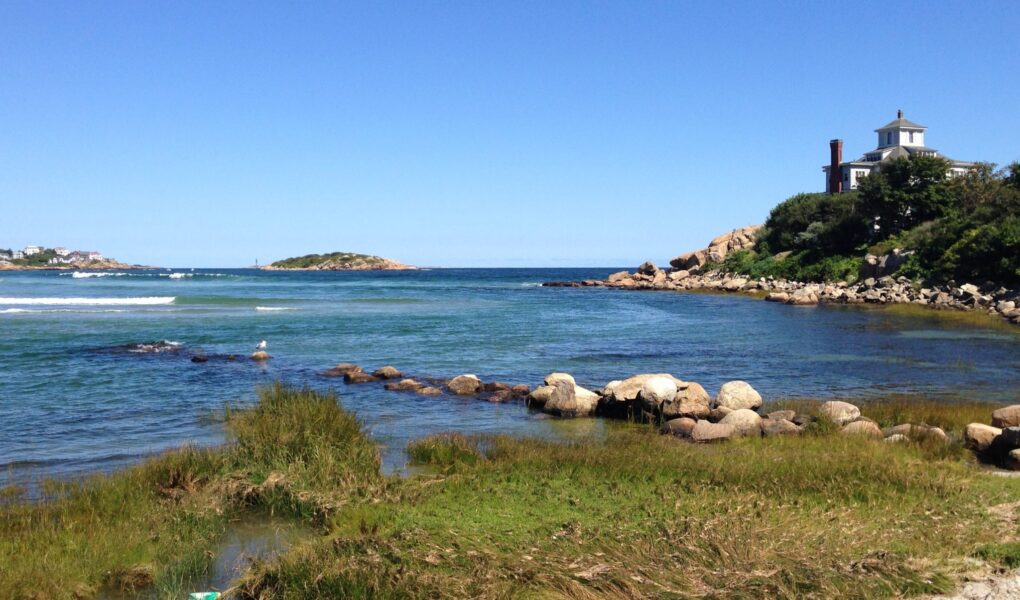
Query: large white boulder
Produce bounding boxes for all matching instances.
[842,420,882,437]
[610,373,683,403]
[819,401,860,426]
[964,423,1002,453]
[993,405,1020,429]
[528,385,554,407]
[448,374,482,396]
[543,381,598,418]
[691,421,735,443]
[639,376,678,409]
[714,381,762,411]
[544,372,576,387]
[719,408,763,436]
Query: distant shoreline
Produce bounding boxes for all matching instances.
[0,261,155,271]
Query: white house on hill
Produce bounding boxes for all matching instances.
[823,111,975,193]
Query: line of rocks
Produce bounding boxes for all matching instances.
[319,362,954,446]
[320,363,531,402]
[964,406,1020,470]
[524,372,948,444]
[544,261,1020,325]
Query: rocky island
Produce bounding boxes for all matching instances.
[261,251,416,271]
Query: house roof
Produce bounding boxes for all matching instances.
[875,116,926,131]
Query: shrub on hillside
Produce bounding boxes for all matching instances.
[757,192,869,257]
[740,158,1020,286]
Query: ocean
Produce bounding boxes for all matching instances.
[1,267,1018,487]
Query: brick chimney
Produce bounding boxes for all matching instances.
[829,139,843,194]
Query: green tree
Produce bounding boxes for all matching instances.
[757,191,868,255]
[858,155,954,236]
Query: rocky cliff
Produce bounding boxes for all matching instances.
[669,225,762,271]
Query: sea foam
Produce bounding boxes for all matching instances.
[255,306,295,311]
[0,297,176,306]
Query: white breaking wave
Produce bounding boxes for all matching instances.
[69,272,125,278]
[0,296,176,306]
[166,273,191,279]
[520,282,543,287]
[255,306,295,311]
[0,308,130,314]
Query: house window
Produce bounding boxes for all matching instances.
[909,131,915,143]
[843,172,849,182]
[887,132,893,145]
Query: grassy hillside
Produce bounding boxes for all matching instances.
[714,158,1020,285]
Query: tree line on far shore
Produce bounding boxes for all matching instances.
[715,157,1020,285]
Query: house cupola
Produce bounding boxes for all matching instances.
[875,109,926,148]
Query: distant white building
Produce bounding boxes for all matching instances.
[54,247,70,256]
[85,251,103,261]
[23,245,41,256]
[823,111,975,193]
[12,250,24,260]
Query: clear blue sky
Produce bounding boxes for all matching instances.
[1,1,1018,267]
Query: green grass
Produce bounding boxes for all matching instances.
[0,384,380,599]
[0,447,227,599]
[6,385,1020,599]
[769,396,1005,434]
[240,426,1020,599]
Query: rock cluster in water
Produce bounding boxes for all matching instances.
[320,363,532,401]
[545,261,1020,325]
[319,363,942,446]
[965,406,1020,470]
[522,371,951,445]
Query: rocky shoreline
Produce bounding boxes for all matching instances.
[328,360,1020,475]
[545,261,1020,326]
[0,259,150,271]
[544,222,1019,325]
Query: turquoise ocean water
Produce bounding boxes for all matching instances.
[1,268,1018,487]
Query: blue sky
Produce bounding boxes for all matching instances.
[1,1,1018,267]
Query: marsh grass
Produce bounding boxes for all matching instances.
[0,384,379,600]
[240,428,1020,599]
[770,396,1004,434]
[6,385,1020,599]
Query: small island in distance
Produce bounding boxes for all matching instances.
[261,251,416,271]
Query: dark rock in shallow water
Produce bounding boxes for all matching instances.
[321,363,363,377]
[486,390,514,403]
[104,340,183,355]
[448,374,483,395]
[542,281,583,287]
[372,366,402,379]
[384,378,424,392]
[191,355,209,363]
[344,371,377,384]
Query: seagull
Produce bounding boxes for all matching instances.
[255,340,267,351]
